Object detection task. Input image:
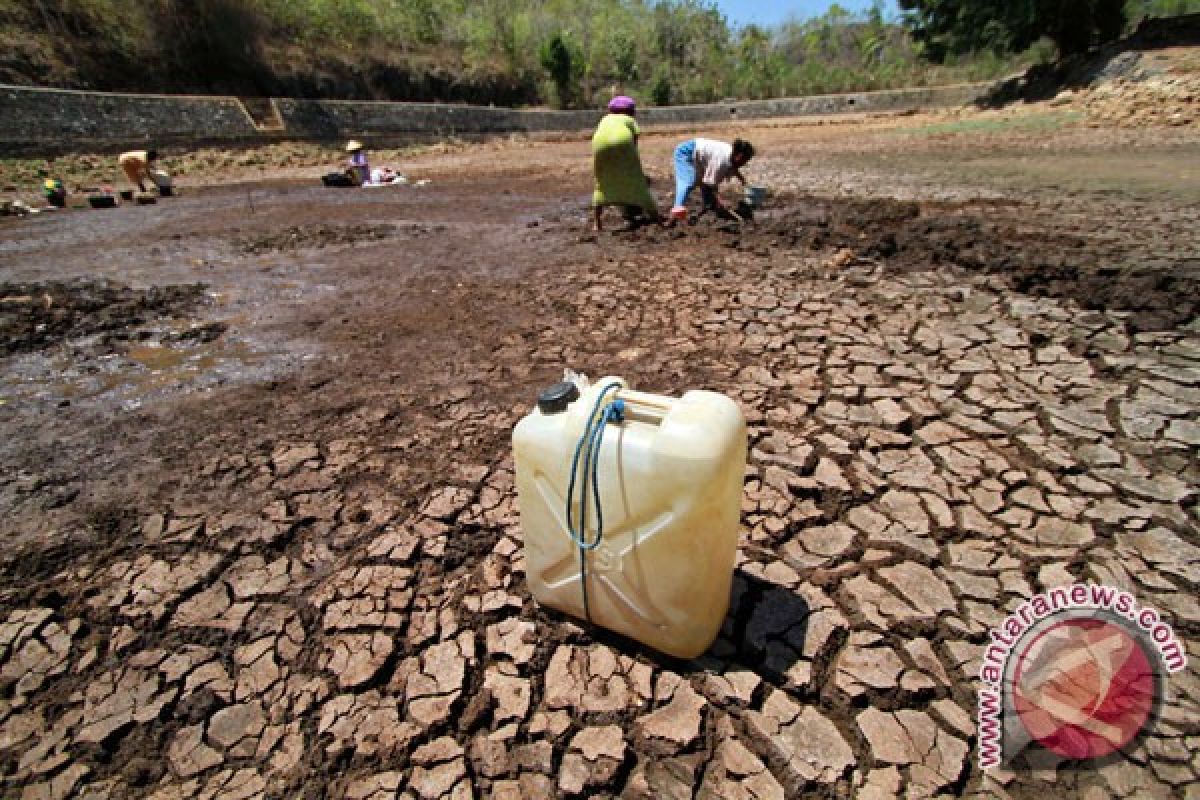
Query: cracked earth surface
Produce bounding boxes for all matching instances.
[0,111,1198,798]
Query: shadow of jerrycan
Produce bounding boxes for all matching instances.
[513,377,747,659]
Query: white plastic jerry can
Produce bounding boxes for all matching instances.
[512,376,747,659]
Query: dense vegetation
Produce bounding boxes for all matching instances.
[900,0,1200,59]
[1,0,1197,106]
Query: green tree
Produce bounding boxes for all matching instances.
[734,25,788,99]
[898,0,1128,59]
[604,28,640,83]
[539,31,582,107]
[650,70,672,105]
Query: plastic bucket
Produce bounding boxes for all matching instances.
[744,186,767,209]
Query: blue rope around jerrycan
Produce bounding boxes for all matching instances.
[564,382,626,622]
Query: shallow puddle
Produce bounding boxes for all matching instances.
[2,337,280,410]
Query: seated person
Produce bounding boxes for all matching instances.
[345,140,369,185]
[43,180,66,208]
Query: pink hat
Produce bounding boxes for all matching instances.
[608,95,636,113]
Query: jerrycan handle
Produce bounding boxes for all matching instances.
[614,388,673,425]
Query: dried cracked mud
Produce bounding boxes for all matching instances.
[0,112,1198,799]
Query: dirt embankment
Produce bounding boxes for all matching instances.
[0,6,536,105]
[981,14,1200,127]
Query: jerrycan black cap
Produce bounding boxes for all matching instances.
[537,381,580,414]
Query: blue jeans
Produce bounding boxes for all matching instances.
[673,140,696,208]
[673,140,715,209]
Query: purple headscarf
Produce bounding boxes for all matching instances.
[608,95,636,113]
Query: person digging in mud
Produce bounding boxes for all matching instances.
[670,137,754,222]
[117,148,159,193]
[590,96,661,232]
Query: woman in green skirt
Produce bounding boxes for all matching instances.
[591,95,660,231]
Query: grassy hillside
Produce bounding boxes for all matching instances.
[1,0,1197,106]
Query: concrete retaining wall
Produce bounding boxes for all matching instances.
[1,82,989,156]
[0,86,260,155]
[640,83,988,124]
[275,98,601,140]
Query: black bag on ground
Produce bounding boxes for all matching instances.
[322,172,357,188]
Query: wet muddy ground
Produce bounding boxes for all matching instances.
[0,112,1197,799]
